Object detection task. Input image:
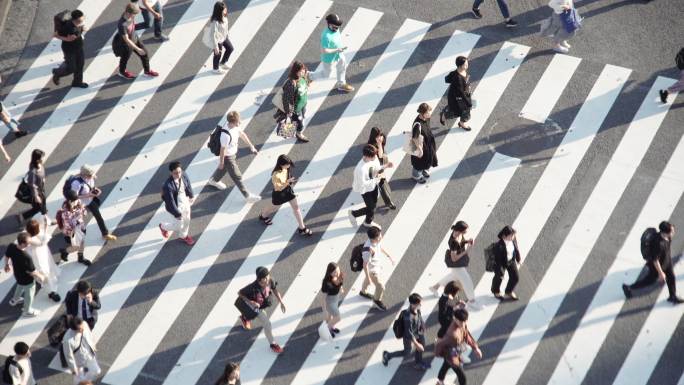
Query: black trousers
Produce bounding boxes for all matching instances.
[378,178,393,206]
[213,38,234,70]
[119,40,150,74]
[22,194,47,220]
[352,186,378,225]
[491,259,519,294]
[86,197,109,236]
[386,335,425,364]
[54,48,85,85]
[629,261,677,298]
[437,358,467,384]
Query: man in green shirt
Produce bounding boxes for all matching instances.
[309,14,354,93]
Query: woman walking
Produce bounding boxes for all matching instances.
[491,225,521,300]
[541,0,576,54]
[17,149,48,228]
[436,281,463,340]
[434,308,482,385]
[208,1,233,74]
[214,362,240,385]
[430,221,478,308]
[26,218,61,302]
[258,155,313,236]
[321,262,344,338]
[411,103,437,184]
[274,61,311,143]
[440,56,473,131]
[367,127,396,210]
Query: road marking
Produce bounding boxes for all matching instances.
[519,54,581,123]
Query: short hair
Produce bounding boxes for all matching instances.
[169,161,182,172]
[66,189,79,202]
[76,280,92,295]
[362,144,377,158]
[417,102,431,114]
[408,293,422,305]
[227,111,240,125]
[17,232,30,246]
[125,3,140,15]
[69,316,84,330]
[455,56,467,67]
[444,281,460,296]
[659,221,674,234]
[13,341,29,356]
[71,10,84,19]
[453,308,469,322]
[25,219,40,237]
[367,226,381,240]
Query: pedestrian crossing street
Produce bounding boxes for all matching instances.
[0,0,682,384]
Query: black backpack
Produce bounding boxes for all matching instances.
[350,244,367,272]
[62,175,86,200]
[640,227,660,260]
[676,48,684,71]
[207,125,231,156]
[47,314,71,347]
[483,242,497,272]
[2,356,22,385]
[53,10,70,35]
[392,310,408,339]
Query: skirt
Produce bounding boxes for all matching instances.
[325,293,341,318]
[272,185,296,206]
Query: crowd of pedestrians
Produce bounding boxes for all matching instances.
[0,1,682,384]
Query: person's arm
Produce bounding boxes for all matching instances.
[29,269,45,282]
[162,182,182,218]
[513,238,522,263]
[653,259,666,282]
[238,286,260,308]
[455,75,472,107]
[403,314,422,350]
[380,246,395,265]
[212,21,221,54]
[273,285,286,313]
[239,131,258,153]
[281,81,296,119]
[218,145,226,169]
[120,22,145,54]
[142,0,161,18]
[183,174,195,202]
[62,336,79,374]
[271,171,289,192]
[89,291,102,310]
[0,142,10,162]
[3,254,10,273]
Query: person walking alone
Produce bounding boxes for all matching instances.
[4,232,45,317]
[58,190,92,266]
[274,61,311,143]
[491,225,521,300]
[16,149,49,228]
[52,10,89,88]
[659,47,684,103]
[410,103,437,184]
[349,144,393,228]
[69,164,117,241]
[471,0,518,27]
[26,218,61,302]
[321,262,344,338]
[132,0,168,41]
[0,75,28,139]
[207,1,233,74]
[309,14,354,92]
[440,56,473,131]
[367,127,396,210]
[359,226,394,311]
[159,161,196,245]
[258,155,313,236]
[430,221,478,308]
[113,3,159,80]
[6,341,37,385]
[540,0,576,54]
[382,293,431,370]
[214,362,240,385]
[62,316,101,384]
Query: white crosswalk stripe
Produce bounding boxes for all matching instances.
[0,3,682,385]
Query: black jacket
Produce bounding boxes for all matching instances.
[162,174,194,218]
[64,289,101,323]
[493,238,520,269]
[445,69,472,113]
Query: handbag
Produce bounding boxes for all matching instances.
[560,8,582,34]
[15,174,32,204]
[202,23,214,49]
[276,120,296,138]
[234,297,259,321]
[402,131,424,157]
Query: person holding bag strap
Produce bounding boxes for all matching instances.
[273,61,311,142]
[410,103,437,184]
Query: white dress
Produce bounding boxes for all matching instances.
[27,220,60,293]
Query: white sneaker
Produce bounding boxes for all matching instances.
[553,45,569,54]
[9,297,24,306]
[361,221,381,229]
[245,193,261,203]
[348,210,358,227]
[220,63,231,70]
[23,308,41,317]
[208,179,227,190]
[560,40,571,48]
[213,68,225,74]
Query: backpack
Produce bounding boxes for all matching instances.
[47,314,71,347]
[350,244,367,272]
[2,356,22,385]
[207,125,231,156]
[54,10,70,34]
[392,310,408,339]
[676,48,684,71]
[483,242,497,272]
[62,175,86,200]
[640,227,660,261]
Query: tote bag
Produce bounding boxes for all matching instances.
[402,131,424,158]
[560,8,582,34]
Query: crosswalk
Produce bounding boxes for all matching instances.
[0,0,682,384]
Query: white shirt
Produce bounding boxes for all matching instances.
[220,123,241,157]
[362,239,383,274]
[174,177,191,209]
[71,176,94,206]
[548,0,573,14]
[505,240,515,263]
[62,324,97,374]
[212,17,230,45]
[353,158,381,194]
[9,356,36,385]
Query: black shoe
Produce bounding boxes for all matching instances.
[439,108,446,126]
[622,284,632,299]
[71,82,89,89]
[14,130,28,138]
[51,69,60,85]
[48,292,61,302]
[332,328,340,334]
[667,296,684,304]
[382,351,390,366]
[471,7,483,19]
[77,253,92,266]
[659,90,669,104]
[359,291,373,300]
[421,170,430,178]
[59,248,69,262]
[387,203,397,210]
[505,19,519,28]
[373,300,387,311]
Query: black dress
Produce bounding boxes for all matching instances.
[445,69,472,121]
[410,116,438,171]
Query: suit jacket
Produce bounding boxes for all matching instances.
[161,174,194,218]
[65,289,101,324]
[493,238,521,270]
[62,323,97,373]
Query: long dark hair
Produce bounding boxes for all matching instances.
[29,149,44,170]
[498,225,516,240]
[288,61,306,81]
[367,126,385,151]
[214,362,239,385]
[211,1,226,23]
[322,262,343,287]
[272,154,294,176]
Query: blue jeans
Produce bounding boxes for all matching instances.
[141,1,163,37]
[473,0,510,19]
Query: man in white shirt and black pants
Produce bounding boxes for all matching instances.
[62,316,100,384]
[348,144,393,228]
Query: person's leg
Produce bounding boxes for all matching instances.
[663,264,677,298]
[454,267,476,301]
[363,187,378,225]
[12,283,25,304]
[54,52,75,78]
[352,191,373,219]
[72,49,85,85]
[454,364,468,385]
[256,310,275,344]
[211,156,229,182]
[370,271,385,302]
[140,7,152,29]
[21,203,41,220]
[437,358,451,381]
[434,269,458,291]
[289,199,306,229]
[221,38,234,65]
[505,261,519,294]
[260,202,279,219]
[178,207,191,238]
[87,198,109,236]
[335,54,347,85]
[309,61,332,81]
[495,0,511,19]
[491,266,504,294]
[667,70,684,93]
[361,272,372,295]
[136,41,151,72]
[386,338,412,360]
[414,334,425,364]
[411,167,423,180]
[23,281,35,312]
[213,43,222,70]
[378,178,393,206]
[472,0,484,10]
[629,262,659,290]
[153,1,163,37]
[225,155,250,197]
[119,48,132,74]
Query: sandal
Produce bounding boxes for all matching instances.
[259,214,273,225]
[298,227,313,236]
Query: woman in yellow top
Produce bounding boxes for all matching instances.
[259,155,312,236]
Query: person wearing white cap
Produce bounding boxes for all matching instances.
[70,165,117,241]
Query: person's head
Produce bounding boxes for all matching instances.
[451,221,468,237]
[323,262,341,283]
[368,127,385,149]
[273,154,294,174]
[367,226,382,243]
[29,149,44,169]
[288,61,307,81]
[362,144,378,161]
[70,316,85,332]
[125,3,140,18]
[16,232,30,248]
[66,189,80,207]
[13,341,29,358]
[453,307,469,325]
[80,164,95,179]
[76,280,92,296]
[77,381,94,385]
[25,219,40,237]
[325,13,342,31]
[443,280,460,298]
[211,1,227,22]
[417,102,432,120]
[169,161,182,179]
[71,10,85,27]
[498,225,516,241]
[659,221,675,239]
[227,111,240,127]
[256,266,270,287]
[455,56,468,70]
[408,292,422,311]
[217,362,240,384]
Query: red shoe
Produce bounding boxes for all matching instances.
[270,343,283,354]
[240,315,252,330]
[144,70,159,77]
[118,70,136,80]
[159,223,169,239]
[182,236,195,245]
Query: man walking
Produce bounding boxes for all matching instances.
[382,293,430,370]
[65,280,101,330]
[207,111,261,203]
[309,13,354,92]
[52,9,89,88]
[4,233,45,317]
[132,0,169,41]
[359,226,394,311]
[69,165,117,241]
[1,76,28,139]
[659,47,684,103]
[471,0,518,28]
[62,316,101,384]
[159,161,196,245]
[6,342,37,385]
[349,144,393,228]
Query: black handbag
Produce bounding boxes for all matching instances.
[234,297,259,321]
[15,178,32,204]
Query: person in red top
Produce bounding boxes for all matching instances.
[434,308,482,385]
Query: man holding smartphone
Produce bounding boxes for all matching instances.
[349,144,393,228]
[309,13,354,93]
[71,165,117,241]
